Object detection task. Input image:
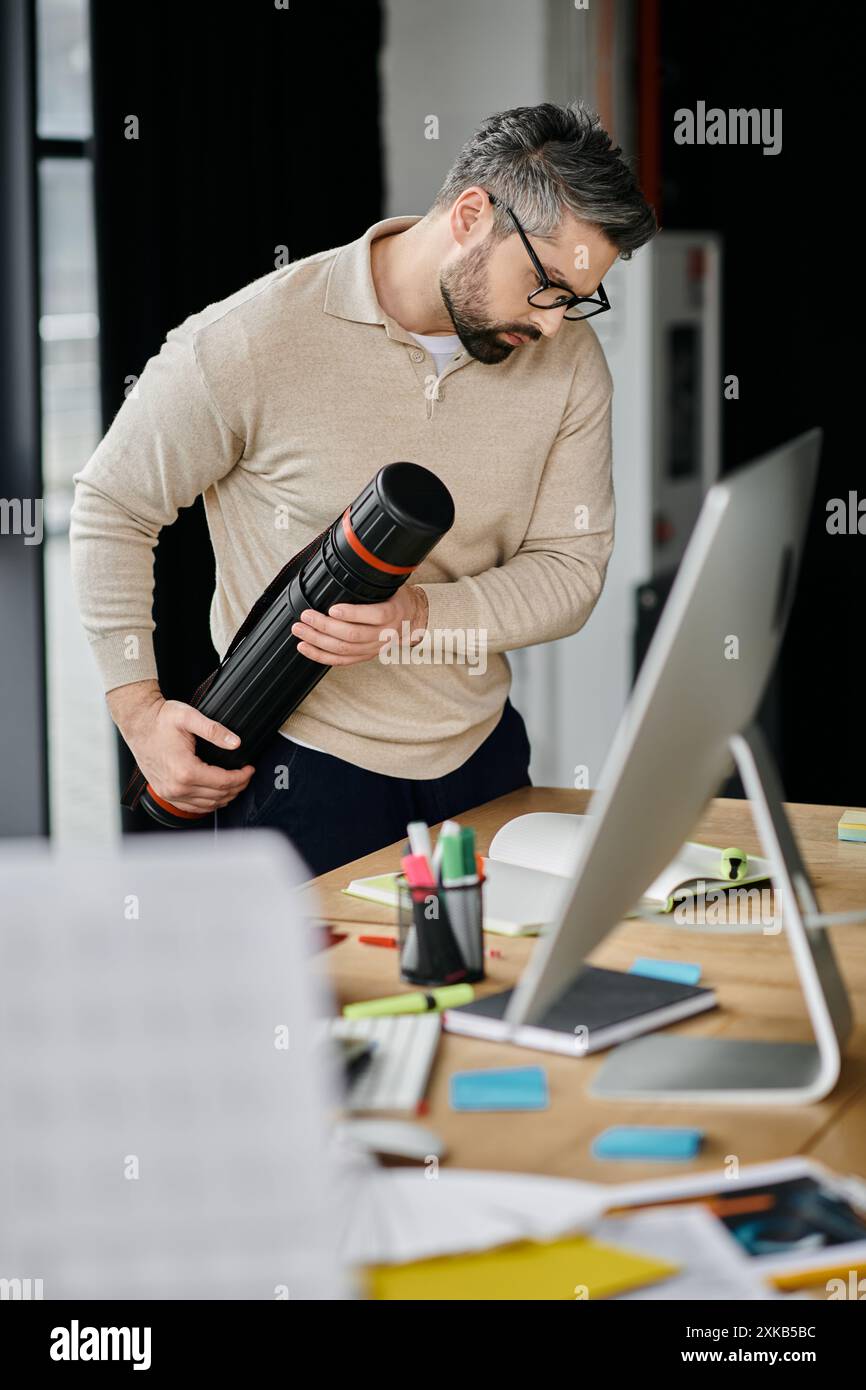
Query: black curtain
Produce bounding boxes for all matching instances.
[89,0,384,831]
[660,0,862,805]
[0,0,48,836]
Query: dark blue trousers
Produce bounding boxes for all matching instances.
[216,697,532,878]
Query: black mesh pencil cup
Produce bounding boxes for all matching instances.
[396,874,485,987]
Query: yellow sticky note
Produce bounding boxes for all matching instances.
[838,809,866,842]
[367,1235,678,1301]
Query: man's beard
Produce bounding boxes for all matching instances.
[439,238,540,364]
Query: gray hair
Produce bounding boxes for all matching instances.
[431,102,657,258]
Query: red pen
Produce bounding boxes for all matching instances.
[358,934,399,949]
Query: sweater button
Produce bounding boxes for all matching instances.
[410,349,424,362]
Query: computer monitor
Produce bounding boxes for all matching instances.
[506,429,852,1104]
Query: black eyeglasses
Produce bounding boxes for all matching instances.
[487,192,611,321]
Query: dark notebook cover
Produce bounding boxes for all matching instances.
[447,964,715,1042]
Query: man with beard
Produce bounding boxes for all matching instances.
[70,102,657,875]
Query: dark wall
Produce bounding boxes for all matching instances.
[659,0,862,805]
[89,0,384,829]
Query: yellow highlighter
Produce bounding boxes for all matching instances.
[720,847,749,881]
[343,984,474,1019]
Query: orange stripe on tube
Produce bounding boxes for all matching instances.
[340,509,416,575]
[145,784,206,821]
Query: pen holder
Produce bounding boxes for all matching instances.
[395,874,485,987]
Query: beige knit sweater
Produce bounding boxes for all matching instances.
[69,216,615,778]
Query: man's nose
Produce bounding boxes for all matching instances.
[528,306,567,339]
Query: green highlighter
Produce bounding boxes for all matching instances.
[439,832,468,883]
[343,983,475,1019]
[439,827,484,978]
[720,847,749,882]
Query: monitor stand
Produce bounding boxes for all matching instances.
[592,721,853,1106]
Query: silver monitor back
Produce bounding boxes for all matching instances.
[508,429,822,1030]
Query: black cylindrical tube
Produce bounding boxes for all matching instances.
[140,462,454,827]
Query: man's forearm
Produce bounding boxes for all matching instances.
[106,678,163,744]
[413,541,612,656]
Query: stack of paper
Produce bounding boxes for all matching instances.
[339,1168,607,1269]
[339,1158,845,1301]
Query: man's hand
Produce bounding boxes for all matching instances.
[107,678,255,815]
[290,584,429,666]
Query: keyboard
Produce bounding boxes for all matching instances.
[330,1013,441,1112]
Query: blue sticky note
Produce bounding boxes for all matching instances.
[450,1066,549,1112]
[630,957,702,987]
[592,1126,704,1161]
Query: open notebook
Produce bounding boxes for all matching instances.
[342,812,772,937]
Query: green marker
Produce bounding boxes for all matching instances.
[439,830,476,973]
[343,983,475,1019]
[720,847,749,882]
[459,825,477,876]
[439,832,467,885]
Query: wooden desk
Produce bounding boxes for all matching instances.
[305,787,866,1188]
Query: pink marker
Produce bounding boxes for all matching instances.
[401,852,436,889]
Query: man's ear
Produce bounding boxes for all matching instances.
[449,187,491,249]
